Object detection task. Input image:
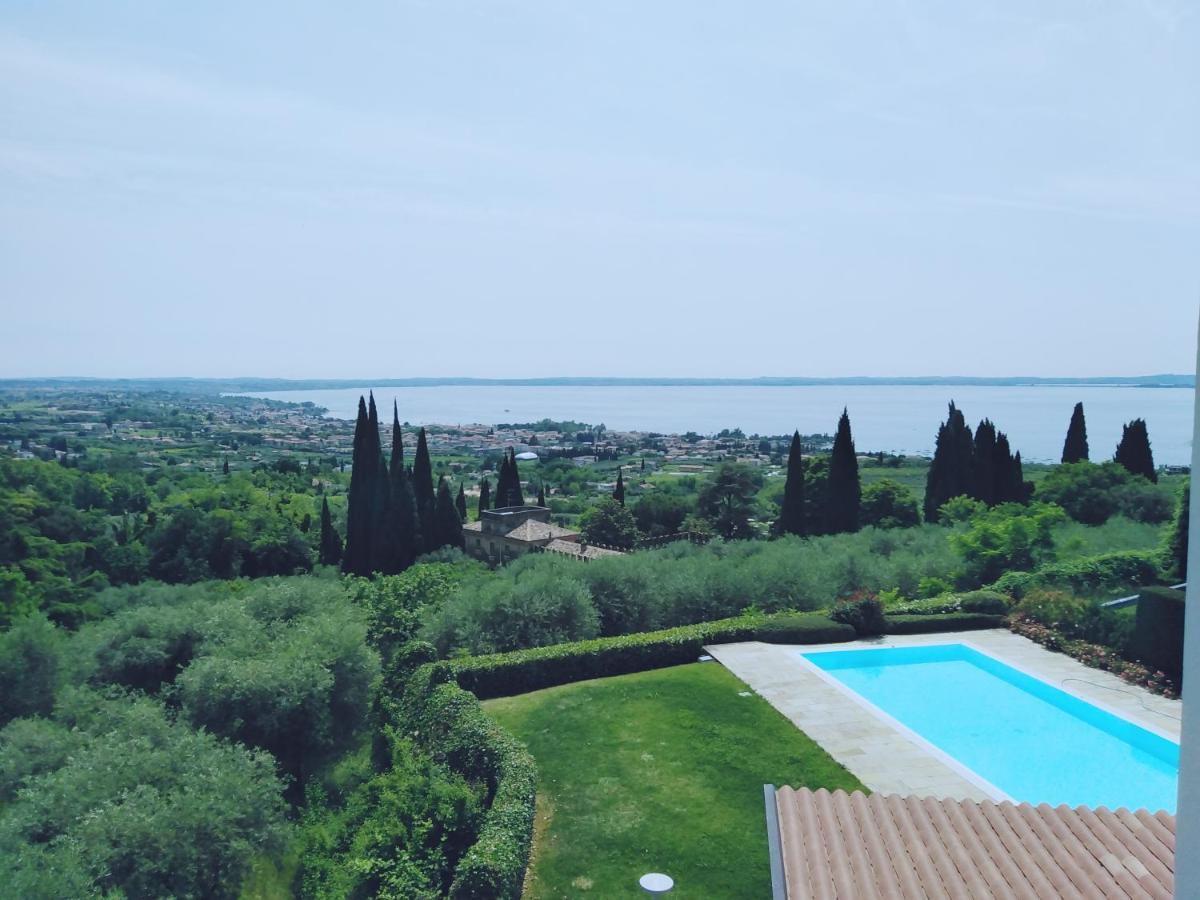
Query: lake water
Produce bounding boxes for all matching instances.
[236,384,1194,465]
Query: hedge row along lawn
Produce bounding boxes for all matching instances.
[485,662,864,899]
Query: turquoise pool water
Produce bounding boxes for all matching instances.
[802,643,1179,812]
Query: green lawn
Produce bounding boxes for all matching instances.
[485,663,864,899]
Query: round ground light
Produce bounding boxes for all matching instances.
[639,872,674,893]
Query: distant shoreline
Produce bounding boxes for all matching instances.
[1,374,1193,391]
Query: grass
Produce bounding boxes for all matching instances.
[485,663,864,898]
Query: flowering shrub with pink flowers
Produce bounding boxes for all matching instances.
[1008,613,1178,699]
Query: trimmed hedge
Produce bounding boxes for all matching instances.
[389,662,537,899]
[884,613,1007,634]
[1130,587,1186,684]
[988,550,1160,600]
[450,612,854,700]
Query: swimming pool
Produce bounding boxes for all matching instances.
[801,643,1179,812]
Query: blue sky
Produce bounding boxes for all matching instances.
[1,1,1197,378]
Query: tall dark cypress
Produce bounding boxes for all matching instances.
[1114,419,1157,483]
[613,470,625,505]
[971,420,998,506]
[433,476,464,550]
[992,432,1021,504]
[386,403,419,572]
[456,482,468,521]
[776,431,806,537]
[825,409,861,534]
[924,402,975,523]
[495,449,524,507]
[342,395,373,576]
[536,484,546,507]
[318,497,342,566]
[366,393,392,574]
[1062,402,1089,463]
[478,478,491,515]
[412,427,437,552]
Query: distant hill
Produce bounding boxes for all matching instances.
[0,374,1193,392]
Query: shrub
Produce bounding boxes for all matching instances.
[988,550,1161,600]
[916,576,954,598]
[1037,461,1172,525]
[450,613,853,700]
[958,590,1010,614]
[951,503,1065,587]
[860,480,920,529]
[1012,589,1134,652]
[0,689,291,899]
[390,664,536,900]
[1129,587,1185,684]
[830,593,886,636]
[885,613,1006,634]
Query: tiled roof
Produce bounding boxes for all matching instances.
[773,787,1174,900]
[504,520,578,542]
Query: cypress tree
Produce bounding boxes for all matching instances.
[478,478,491,515]
[509,449,524,506]
[971,420,998,507]
[433,476,464,550]
[825,409,861,534]
[776,431,806,536]
[993,432,1023,504]
[456,482,468,521]
[366,393,392,574]
[1062,402,1089,463]
[495,449,524,507]
[613,470,625,505]
[412,427,436,551]
[924,401,975,523]
[536,484,546,506]
[1114,419,1157,482]
[318,497,342,566]
[222,457,230,475]
[386,403,419,572]
[342,395,373,576]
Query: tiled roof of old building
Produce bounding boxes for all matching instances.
[503,520,578,542]
[772,787,1174,900]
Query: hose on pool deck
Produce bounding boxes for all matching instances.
[1059,677,1181,722]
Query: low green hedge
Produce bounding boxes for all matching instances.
[884,613,1007,634]
[451,612,853,700]
[988,551,1160,600]
[389,661,537,899]
[1130,587,1185,684]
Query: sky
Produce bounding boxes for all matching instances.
[1,1,1197,379]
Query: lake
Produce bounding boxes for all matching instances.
[236,384,1194,465]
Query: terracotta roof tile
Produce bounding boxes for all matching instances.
[773,788,1174,900]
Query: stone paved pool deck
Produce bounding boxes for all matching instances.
[705,629,1181,802]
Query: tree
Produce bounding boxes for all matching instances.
[411,427,436,552]
[775,431,806,537]
[494,449,524,508]
[536,484,546,507]
[478,478,491,515]
[951,503,1066,586]
[432,477,463,551]
[579,498,640,549]
[613,470,625,505]
[222,457,230,475]
[632,492,691,537]
[342,396,373,576]
[365,393,391,575]
[860,480,919,529]
[1164,478,1190,579]
[318,497,342,566]
[1114,419,1157,482]
[455,482,468,521]
[971,420,998,507]
[698,462,761,540]
[924,402,975,523]
[825,409,860,534]
[386,404,419,572]
[1062,402,1089,463]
